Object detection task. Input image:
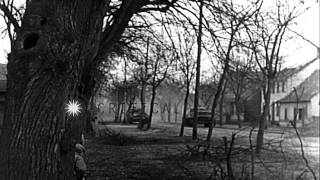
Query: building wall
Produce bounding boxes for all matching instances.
[278,96,320,126]
[225,89,261,124]
[244,90,262,123]
[279,102,308,121]
[269,59,319,121]
[310,94,320,117]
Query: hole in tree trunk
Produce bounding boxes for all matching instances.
[40,17,47,26]
[23,33,40,50]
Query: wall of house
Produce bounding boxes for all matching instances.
[310,93,320,117]
[269,59,319,121]
[279,102,308,120]
[279,101,315,126]
[244,90,262,124]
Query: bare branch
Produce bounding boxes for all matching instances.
[0,3,20,31]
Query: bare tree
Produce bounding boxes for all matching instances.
[244,0,306,154]
[0,0,177,178]
[227,52,255,128]
[176,30,196,137]
[141,38,150,124]
[205,0,262,141]
[147,44,174,129]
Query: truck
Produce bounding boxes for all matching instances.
[184,107,212,127]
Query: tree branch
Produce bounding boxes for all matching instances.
[0,3,20,31]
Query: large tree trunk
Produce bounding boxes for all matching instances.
[0,1,105,179]
[79,64,98,132]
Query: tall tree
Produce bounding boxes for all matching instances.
[244,0,306,153]
[147,44,173,129]
[140,38,150,124]
[205,0,262,141]
[176,31,196,137]
[0,0,177,178]
[228,51,255,128]
[192,0,204,140]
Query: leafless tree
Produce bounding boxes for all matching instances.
[205,0,262,141]
[243,0,307,154]
[176,30,196,137]
[227,52,255,128]
[147,44,174,129]
[0,0,177,178]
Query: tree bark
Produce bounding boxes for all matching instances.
[140,38,149,122]
[78,64,97,132]
[148,86,157,129]
[192,0,204,140]
[207,61,230,141]
[179,81,190,136]
[236,100,242,128]
[219,80,227,127]
[256,79,272,154]
[0,1,106,179]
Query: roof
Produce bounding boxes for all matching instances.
[276,57,318,81]
[276,68,296,81]
[278,69,319,103]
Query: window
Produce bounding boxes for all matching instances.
[277,82,280,93]
[298,109,304,120]
[282,82,285,92]
[276,103,280,116]
[284,108,288,120]
[294,108,305,120]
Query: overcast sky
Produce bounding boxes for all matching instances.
[0,1,319,68]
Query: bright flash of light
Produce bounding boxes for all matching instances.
[66,100,81,117]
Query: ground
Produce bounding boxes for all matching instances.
[85,122,319,180]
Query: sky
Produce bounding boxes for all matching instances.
[0,1,319,68]
[281,1,319,68]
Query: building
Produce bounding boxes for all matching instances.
[277,69,319,126]
[224,86,262,125]
[269,57,319,125]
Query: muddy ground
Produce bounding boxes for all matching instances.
[85,123,319,180]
